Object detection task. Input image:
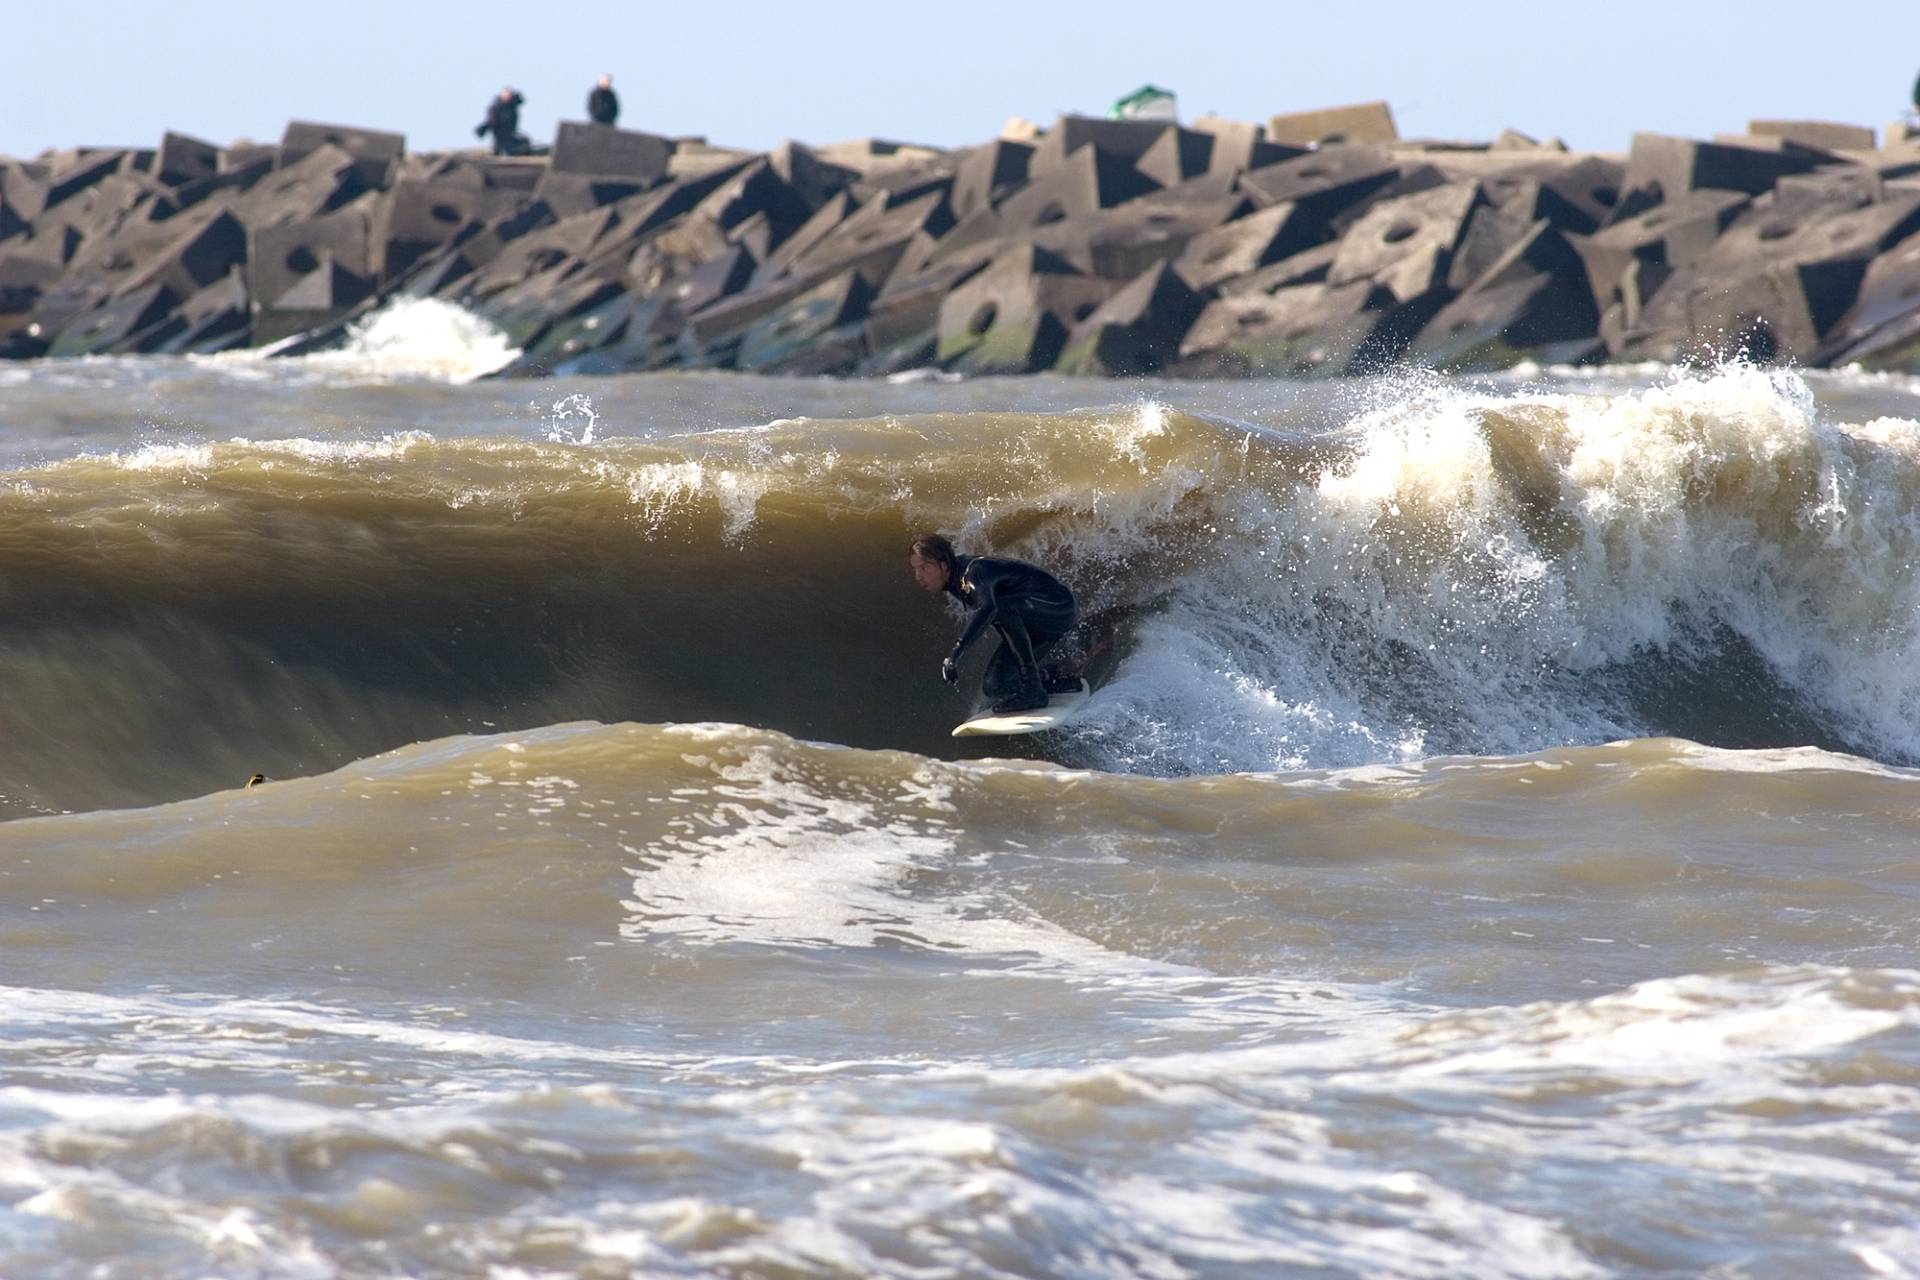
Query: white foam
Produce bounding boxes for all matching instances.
[210,296,518,384]
[1080,364,1920,772]
[619,741,1180,974]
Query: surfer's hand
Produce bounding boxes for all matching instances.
[941,657,958,685]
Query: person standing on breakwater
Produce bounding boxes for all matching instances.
[588,74,620,126]
[910,533,1077,714]
[476,87,531,155]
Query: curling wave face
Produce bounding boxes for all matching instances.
[3,366,1920,813]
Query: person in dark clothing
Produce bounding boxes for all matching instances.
[910,533,1077,714]
[476,87,530,155]
[588,74,620,127]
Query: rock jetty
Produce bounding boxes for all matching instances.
[5,107,1920,376]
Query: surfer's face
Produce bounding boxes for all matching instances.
[909,551,948,594]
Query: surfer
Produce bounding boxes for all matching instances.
[910,533,1077,714]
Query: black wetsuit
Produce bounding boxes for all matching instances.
[945,555,1078,699]
[588,86,620,127]
[477,93,528,155]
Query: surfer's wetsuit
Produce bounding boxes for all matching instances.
[945,555,1078,709]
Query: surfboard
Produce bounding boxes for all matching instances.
[951,679,1093,738]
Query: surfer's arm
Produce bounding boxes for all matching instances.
[949,572,1000,662]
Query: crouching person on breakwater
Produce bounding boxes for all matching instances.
[476,86,531,155]
[910,533,1077,714]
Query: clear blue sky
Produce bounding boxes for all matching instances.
[4,1,1914,160]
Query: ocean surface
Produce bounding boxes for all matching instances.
[2,298,1919,1278]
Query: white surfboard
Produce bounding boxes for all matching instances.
[951,680,1093,738]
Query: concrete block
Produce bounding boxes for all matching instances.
[162,155,273,216]
[532,170,648,219]
[1614,132,1824,221]
[861,280,948,371]
[1219,242,1340,296]
[1177,279,1379,374]
[1266,102,1397,148]
[1134,127,1214,189]
[1170,202,1319,290]
[44,150,127,208]
[754,191,857,283]
[373,180,515,281]
[949,139,1033,221]
[278,121,405,188]
[736,271,873,372]
[690,160,813,238]
[995,145,1159,231]
[1773,168,1883,215]
[252,253,375,345]
[460,207,616,301]
[768,140,860,207]
[1192,115,1304,178]
[21,274,112,341]
[472,156,545,191]
[1620,260,1826,363]
[532,293,679,373]
[647,214,728,269]
[1055,261,1206,374]
[1711,192,1920,272]
[34,172,166,259]
[1412,220,1600,367]
[549,122,674,184]
[47,282,179,356]
[1445,199,1535,292]
[1748,120,1876,152]
[1326,163,1450,236]
[936,246,1112,372]
[684,275,817,347]
[773,188,952,291]
[113,208,249,300]
[1029,116,1175,175]
[670,243,756,314]
[849,169,952,208]
[1329,181,1481,302]
[403,246,484,299]
[0,191,30,243]
[220,143,277,174]
[500,289,638,373]
[1627,193,1920,362]
[1477,155,1624,234]
[1033,192,1247,280]
[233,144,365,227]
[1237,147,1402,232]
[726,210,777,263]
[248,205,371,306]
[1490,128,1558,152]
[475,263,622,348]
[592,158,755,244]
[150,267,251,354]
[1571,190,1749,313]
[1410,267,1602,370]
[157,131,220,186]
[0,253,60,346]
[1820,234,1920,364]
[1,165,49,226]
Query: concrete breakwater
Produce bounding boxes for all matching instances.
[4,106,1920,377]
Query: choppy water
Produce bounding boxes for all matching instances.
[2,299,1919,1278]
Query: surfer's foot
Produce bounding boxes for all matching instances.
[991,673,1049,714]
